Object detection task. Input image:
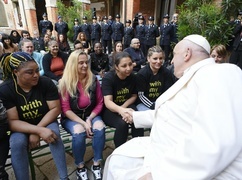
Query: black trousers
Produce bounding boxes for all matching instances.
[0,135,9,180]
[102,39,112,54]
[102,104,144,148]
[161,45,171,64]
[229,49,242,69]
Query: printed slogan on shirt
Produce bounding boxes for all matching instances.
[115,87,129,103]
[20,100,43,120]
[149,81,162,98]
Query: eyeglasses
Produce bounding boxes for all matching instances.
[133,42,140,44]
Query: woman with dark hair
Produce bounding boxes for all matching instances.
[0,52,68,180]
[9,30,21,45]
[58,34,71,55]
[108,41,123,69]
[2,34,18,54]
[76,32,91,54]
[59,50,105,180]
[102,51,144,148]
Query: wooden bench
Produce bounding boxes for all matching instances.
[5,125,115,180]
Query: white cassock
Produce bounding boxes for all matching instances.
[103,58,242,180]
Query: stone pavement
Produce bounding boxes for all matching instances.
[5,132,116,180]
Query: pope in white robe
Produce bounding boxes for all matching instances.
[103,34,242,180]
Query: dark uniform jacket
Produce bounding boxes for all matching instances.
[81,23,91,42]
[144,24,159,46]
[101,23,112,41]
[39,20,53,35]
[160,23,174,46]
[73,25,82,41]
[135,24,145,44]
[55,22,69,36]
[232,23,242,51]
[91,23,101,41]
[111,22,124,41]
[124,26,134,47]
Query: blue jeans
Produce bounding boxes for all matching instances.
[10,121,68,180]
[136,103,151,111]
[61,116,105,166]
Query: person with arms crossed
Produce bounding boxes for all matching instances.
[103,34,242,179]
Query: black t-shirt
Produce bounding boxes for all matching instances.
[0,76,59,125]
[102,70,137,106]
[137,64,174,102]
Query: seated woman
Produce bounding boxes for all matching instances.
[0,100,9,180]
[58,34,71,55]
[76,32,91,54]
[90,42,109,79]
[9,30,21,45]
[59,50,105,180]
[0,52,68,180]
[210,44,227,63]
[136,46,175,111]
[108,41,123,69]
[42,40,69,85]
[2,34,19,54]
[39,33,50,55]
[102,51,144,148]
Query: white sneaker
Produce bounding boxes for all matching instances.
[91,165,102,180]
[76,168,89,180]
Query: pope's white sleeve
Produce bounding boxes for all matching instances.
[133,110,155,128]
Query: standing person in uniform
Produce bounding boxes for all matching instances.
[90,16,101,48]
[55,15,69,37]
[111,14,124,45]
[73,18,81,42]
[39,13,53,37]
[123,20,134,49]
[80,16,91,50]
[108,15,113,26]
[170,13,179,43]
[135,15,146,55]
[101,16,112,54]
[144,16,159,57]
[160,14,175,66]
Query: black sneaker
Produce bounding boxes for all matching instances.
[91,165,102,180]
[76,167,89,180]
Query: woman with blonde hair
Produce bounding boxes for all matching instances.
[210,44,227,63]
[59,50,105,180]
